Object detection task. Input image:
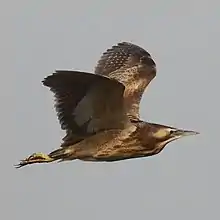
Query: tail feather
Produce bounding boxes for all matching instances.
[49,148,71,160]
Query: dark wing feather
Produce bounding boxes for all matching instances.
[94,42,156,119]
[43,70,128,146]
[95,42,156,76]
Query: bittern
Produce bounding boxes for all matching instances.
[16,42,198,168]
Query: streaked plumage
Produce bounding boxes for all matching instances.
[16,42,198,168]
[95,42,156,119]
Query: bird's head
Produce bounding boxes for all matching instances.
[146,123,199,150]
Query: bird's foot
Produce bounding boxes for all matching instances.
[15,152,54,168]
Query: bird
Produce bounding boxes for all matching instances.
[15,42,199,168]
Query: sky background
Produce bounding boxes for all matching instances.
[1,0,219,219]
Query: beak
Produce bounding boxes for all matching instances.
[174,129,199,137]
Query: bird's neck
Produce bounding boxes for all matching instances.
[123,78,150,118]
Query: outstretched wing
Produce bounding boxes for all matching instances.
[94,42,157,119]
[43,70,128,146]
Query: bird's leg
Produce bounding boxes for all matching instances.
[15,152,55,168]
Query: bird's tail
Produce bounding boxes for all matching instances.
[48,148,71,160]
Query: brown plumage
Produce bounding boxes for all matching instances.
[16,42,198,168]
[95,42,156,119]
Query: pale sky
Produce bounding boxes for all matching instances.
[1,0,219,219]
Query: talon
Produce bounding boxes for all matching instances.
[14,159,30,168]
[15,152,54,168]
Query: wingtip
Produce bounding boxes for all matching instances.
[42,75,51,87]
[42,71,62,87]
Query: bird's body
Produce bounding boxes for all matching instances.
[50,124,137,162]
[16,42,198,168]
[56,121,186,162]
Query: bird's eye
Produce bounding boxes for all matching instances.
[169,129,176,135]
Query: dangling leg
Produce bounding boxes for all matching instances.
[15,152,56,168]
[15,147,75,168]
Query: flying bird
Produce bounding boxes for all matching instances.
[16,42,198,168]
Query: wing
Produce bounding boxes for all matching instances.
[94,42,157,119]
[42,70,129,146]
